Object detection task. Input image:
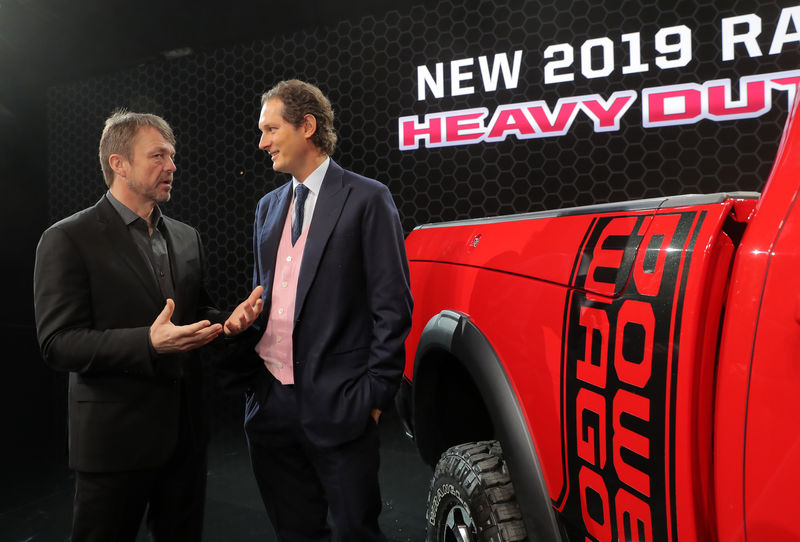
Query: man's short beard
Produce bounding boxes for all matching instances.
[126,178,171,203]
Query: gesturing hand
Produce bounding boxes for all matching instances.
[224,285,265,336]
[150,298,223,353]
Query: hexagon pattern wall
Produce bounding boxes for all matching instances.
[46,0,798,427]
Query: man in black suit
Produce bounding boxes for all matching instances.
[243,79,413,541]
[33,111,263,542]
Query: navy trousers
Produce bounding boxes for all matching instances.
[245,373,386,542]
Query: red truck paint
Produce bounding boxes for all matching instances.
[398,93,800,542]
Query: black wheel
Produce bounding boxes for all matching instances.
[426,440,527,542]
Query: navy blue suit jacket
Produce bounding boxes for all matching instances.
[245,159,412,447]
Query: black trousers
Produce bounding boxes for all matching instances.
[246,379,386,542]
[71,389,206,542]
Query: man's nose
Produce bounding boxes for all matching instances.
[259,133,270,150]
[166,157,177,172]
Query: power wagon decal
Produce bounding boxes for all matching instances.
[556,210,706,542]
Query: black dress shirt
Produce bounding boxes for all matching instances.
[106,191,176,301]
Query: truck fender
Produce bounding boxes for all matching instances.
[412,309,564,542]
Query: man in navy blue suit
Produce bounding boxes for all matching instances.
[243,79,413,541]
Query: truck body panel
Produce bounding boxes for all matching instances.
[401,98,800,541]
[714,102,800,542]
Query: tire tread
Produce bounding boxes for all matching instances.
[426,440,527,542]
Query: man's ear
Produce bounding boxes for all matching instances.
[302,114,317,140]
[109,154,127,179]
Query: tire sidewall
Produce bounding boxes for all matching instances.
[427,474,479,541]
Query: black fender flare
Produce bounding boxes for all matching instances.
[412,310,563,542]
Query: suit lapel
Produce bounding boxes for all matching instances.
[95,197,163,308]
[259,182,292,299]
[295,160,350,321]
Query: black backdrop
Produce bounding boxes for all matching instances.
[38,0,800,464]
[48,0,800,289]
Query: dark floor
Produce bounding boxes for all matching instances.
[0,407,431,542]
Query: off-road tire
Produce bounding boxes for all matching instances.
[426,440,527,542]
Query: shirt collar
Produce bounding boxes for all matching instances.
[292,156,329,196]
[106,191,163,229]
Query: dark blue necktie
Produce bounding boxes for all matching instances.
[292,184,309,246]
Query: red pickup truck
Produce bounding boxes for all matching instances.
[396,100,800,540]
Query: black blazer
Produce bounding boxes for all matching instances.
[245,160,413,448]
[33,196,224,472]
